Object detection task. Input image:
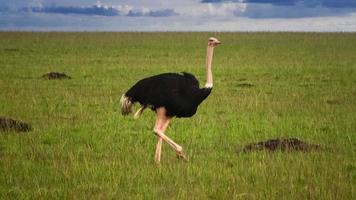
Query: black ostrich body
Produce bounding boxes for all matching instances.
[125,72,212,118]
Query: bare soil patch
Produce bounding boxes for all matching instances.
[3,48,20,52]
[0,117,32,132]
[326,99,341,105]
[41,72,71,80]
[241,138,321,152]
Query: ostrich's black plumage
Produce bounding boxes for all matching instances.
[124,72,212,117]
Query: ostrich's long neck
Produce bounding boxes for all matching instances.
[204,45,214,88]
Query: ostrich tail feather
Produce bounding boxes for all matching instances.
[120,94,133,115]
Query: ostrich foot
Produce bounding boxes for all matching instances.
[176,150,189,162]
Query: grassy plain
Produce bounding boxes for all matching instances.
[0,32,355,199]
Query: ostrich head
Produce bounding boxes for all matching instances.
[208,37,221,47]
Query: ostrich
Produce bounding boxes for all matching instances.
[120,37,221,163]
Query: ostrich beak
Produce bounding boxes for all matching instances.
[208,37,221,46]
[214,40,221,47]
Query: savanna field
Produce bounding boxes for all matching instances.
[0,32,355,199]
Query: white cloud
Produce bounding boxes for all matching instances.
[1,0,356,31]
[205,2,246,17]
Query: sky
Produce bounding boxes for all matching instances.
[1,0,356,32]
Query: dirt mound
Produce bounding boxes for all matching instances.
[0,117,32,132]
[241,138,321,152]
[41,72,71,80]
[236,83,254,88]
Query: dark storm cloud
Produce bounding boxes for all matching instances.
[201,0,295,5]
[201,0,356,18]
[148,9,177,17]
[23,5,120,16]
[127,9,145,17]
[233,4,355,18]
[201,0,356,8]
[0,6,8,12]
[17,4,177,17]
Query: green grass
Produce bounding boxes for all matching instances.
[0,32,355,199]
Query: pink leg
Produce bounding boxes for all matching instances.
[154,138,163,163]
[153,108,172,164]
[153,107,187,164]
[153,110,164,164]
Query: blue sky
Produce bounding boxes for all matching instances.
[1,0,356,31]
